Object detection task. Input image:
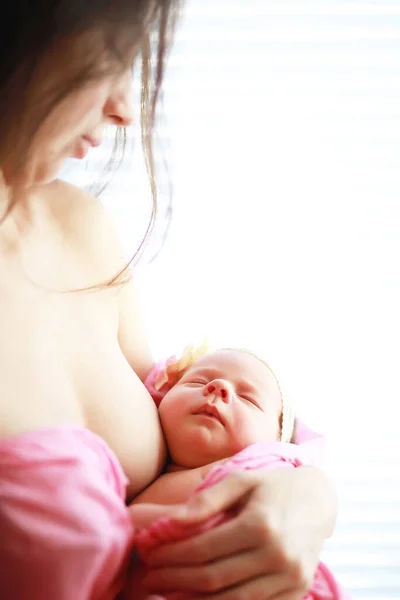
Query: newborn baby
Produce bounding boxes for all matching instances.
[124,347,349,600]
[132,347,294,507]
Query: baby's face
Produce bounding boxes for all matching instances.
[158,349,282,468]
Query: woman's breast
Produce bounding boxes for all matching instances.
[74,340,167,499]
[0,279,166,499]
[66,291,167,498]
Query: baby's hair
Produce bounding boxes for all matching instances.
[218,348,295,444]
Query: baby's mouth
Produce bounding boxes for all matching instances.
[193,403,225,425]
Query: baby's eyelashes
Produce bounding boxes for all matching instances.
[184,379,208,386]
[238,394,253,402]
[238,394,263,410]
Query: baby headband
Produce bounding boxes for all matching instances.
[144,341,295,443]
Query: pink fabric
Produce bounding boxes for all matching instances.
[133,431,350,600]
[144,360,170,406]
[0,426,134,600]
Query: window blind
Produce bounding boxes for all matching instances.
[63,2,400,598]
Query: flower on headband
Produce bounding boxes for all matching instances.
[145,340,210,405]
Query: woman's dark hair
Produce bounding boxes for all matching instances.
[0,0,182,284]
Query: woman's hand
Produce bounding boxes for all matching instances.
[130,466,337,600]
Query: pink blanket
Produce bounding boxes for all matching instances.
[133,432,350,600]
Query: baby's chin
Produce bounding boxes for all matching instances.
[168,427,231,468]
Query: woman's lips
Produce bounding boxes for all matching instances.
[73,137,91,159]
[82,135,102,148]
[73,135,103,160]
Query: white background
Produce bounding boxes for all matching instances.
[63,2,400,598]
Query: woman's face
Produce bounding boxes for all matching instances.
[32,71,134,185]
[2,35,134,188]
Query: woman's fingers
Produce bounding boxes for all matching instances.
[144,550,286,596]
[130,503,182,529]
[136,468,324,599]
[144,497,315,597]
[130,470,259,530]
[145,504,266,567]
[171,471,260,524]
[146,489,285,569]
[182,578,306,600]
[168,575,299,600]
[269,592,307,600]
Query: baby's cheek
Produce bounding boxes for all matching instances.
[232,411,278,448]
[230,413,261,449]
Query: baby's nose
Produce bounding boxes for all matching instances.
[204,379,232,402]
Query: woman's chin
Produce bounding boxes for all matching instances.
[30,158,66,187]
[2,158,63,190]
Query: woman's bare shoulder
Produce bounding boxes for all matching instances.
[41,179,127,283]
[42,179,111,238]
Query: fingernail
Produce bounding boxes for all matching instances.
[170,506,190,520]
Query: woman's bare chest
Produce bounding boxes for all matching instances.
[0,270,165,496]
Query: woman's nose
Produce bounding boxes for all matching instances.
[104,72,134,127]
[204,379,232,403]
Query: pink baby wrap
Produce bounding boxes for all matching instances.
[0,427,134,600]
[0,423,348,600]
[132,424,349,600]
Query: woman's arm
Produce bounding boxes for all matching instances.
[116,275,154,381]
[132,466,337,600]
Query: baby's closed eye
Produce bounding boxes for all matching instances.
[184,378,208,386]
[237,394,262,409]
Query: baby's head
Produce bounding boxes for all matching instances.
[158,348,294,469]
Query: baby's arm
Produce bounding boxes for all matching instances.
[131,461,224,506]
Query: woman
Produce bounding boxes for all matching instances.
[0,1,337,599]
